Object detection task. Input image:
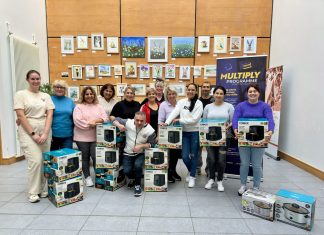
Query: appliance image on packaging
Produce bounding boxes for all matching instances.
[144,148,168,170]
[199,119,226,147]
[94,167,126,191]
[238,118,268,147]
[158,125,182,149]
[65,157,80,174]
[154,174,166,186]
[144,169,168,192]
[168,131,180,144]
[151,152,165,165]
[104,129,115,143]
[96,122,117,147]
[64,181,81,199]
[206,126,222,141]
[283,203,310,224]
[96,147,119,169]
[246,125,264,141]
[105,151,117,163]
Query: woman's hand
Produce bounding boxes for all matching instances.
[38,133,49,144]
[265,131,273,143]
[226,123,232,131]
[234,129,239,139]
[159,122,168,126]
[171,119,180,125]
[117,124,126,132]
[133,145,142,153]
[88,120,97,128]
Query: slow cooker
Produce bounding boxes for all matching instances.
[253,201,272,218]
[283,203,310,224]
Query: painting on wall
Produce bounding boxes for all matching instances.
[139,64,150,79]
[91,34,104,50]
[116,83,128,96]
[179,65,191,80]
[71,65,82,79]
[172,37,195,58]
[114,65,123,76]
[168,83,186,96]
[193,66,202,76]
[214,35,227,54]
[76,35,88,50]
[204,65,217,77]
[107,37,119,53]
[131,84,146,96]
[98,64,111,77]
[229,36,241,52]
[121,37,145,58]
[197,36,210,53]
[243,36,257,54]
[85,65,95,78]
[61,36,74,54]
[148,37,168,62]
[68,87,79,101]
[165,64,176,79]
[125,61,137,78]
[152,64,163,79]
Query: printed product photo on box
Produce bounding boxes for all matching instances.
[275,189,316,231]
[96,122,117,147]
[144,169,168,192]
[199,118,227,147]
[95,167,126,191]
[242,189,276,221]
[158,124,182,149]
[43,148,82,182]
[145,148,168,170]
[238,118,268,147]
[96,147,119,169]
[48,176,83,207]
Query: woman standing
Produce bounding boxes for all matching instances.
[232,84,274,195]
[165,83,203,187]
[51,80,75,150]
[203,86,234,192]
[14,70,55,203]
[73,87,108,187]
[141,79,165,105]
[140,88,160,133]
[98,83,117,116]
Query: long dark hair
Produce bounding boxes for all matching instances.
[187,83,198,112]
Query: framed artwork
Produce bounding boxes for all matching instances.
[179,65,191,80]
[121,37,145,58]
[125,61,137,78]
[98,64,111,77]
[152,64,163,79]
[148,37,168,62]
[71,65,82,79]
[193,66,202,76]
[214,35,227,54]
[168,83,186,96]
[85,65,95,78]
[91,33,104,50]
[244,36,257,54]
[172,37,195,58]
[61,36,74,54]
[114,65,123,76]
[67,86,80,101]
[229,36,241,52]
[139,64,150,79]
[116,83,128,96]
[76,35,88,50]
[165,64,176,79]
[107,37,119,53]
[197,36,210,53]
[148,82,155,89]
[131,84,146,96]
[204,65,217,77]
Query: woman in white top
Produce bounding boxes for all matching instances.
[98,83,117,116]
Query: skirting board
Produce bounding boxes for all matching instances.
[278,150,324,180]
[0,155,25,165]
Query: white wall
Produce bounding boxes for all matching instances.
[271,0,324,171]
[0,0,49,158]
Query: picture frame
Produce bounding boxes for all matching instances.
[91,33,104,50]
[204,65,217,77]
[71,65,82,79]
[139,64,150,79]
[179,65,191,80]
[107,37,119,53]
[67,86,80,102]
[148,37,168,62]
[76,35,88,50]
[116,83,128,96]
[114,65,123,76]
[197,36,210,53]
[125,61,137,78]
[229,36,241,52]
[85,65,95,78]
[193,66,202,76]
[244,36,257,54]
[61,35,74,54]
[172,37,195,58]
[168,83,186,97]
[98,64,111,77]
[131,84,146,96]
[214,35,227,54]
[121,37,145,58]
[165,64,176,79]
[152,64,163,79]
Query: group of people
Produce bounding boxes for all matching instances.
[14,69,274,201]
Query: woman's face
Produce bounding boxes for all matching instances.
[27,73,41,90]
[167,91,177,103]
[147,91,156,102]
[213,89,225,103]
[103,87,114,100]
[247,87,260,102]
[186,84,197,99]
[155,83,164,95]
[84,89,95,104]
[124,88,135,102]
[53,85,66,96]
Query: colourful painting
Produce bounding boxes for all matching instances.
[98,64,111,77]
[152,64,163,79]
[172,37,195,58]
[148,37,168,62]
[121,37,145,58]
[214,35,227,54]
[125,61,137,78]
[230,36,241,52]
[244,36,257,54]
[179,65,191,80]
[165,64,176,79]
[197,36,210,53]
[140,64,150,79]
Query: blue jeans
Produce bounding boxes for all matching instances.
[51,136,73,150]
[123,153,144,185]
[182,132,199,177]
[239,147,265,188]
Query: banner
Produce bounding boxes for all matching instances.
[216,55,267,176]
[265,66,283,159]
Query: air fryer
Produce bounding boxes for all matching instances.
[151,152,165,165]
[64,182,80,199]
[206,126,222,141]
[105,151,117,163]
[105,180,111,187]
[154,174,166,186]
[65,157,79,173]
[104,129,115,142]
[168,131,180,144]
[246,125,264,141]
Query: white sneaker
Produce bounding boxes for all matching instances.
[238,185,246,196]
[217,181,224,192]
[185,174,190,183]
[39,191,48,198]
[29,194,40,203]
[85,176,94,187]
[205,179,215,190]
[188,176,196,188]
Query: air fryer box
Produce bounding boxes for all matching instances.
[43,148,82,182]
[238,118,268,147]
[275,189,316,231]
[144,169,168,192]
[48,176,83,207]
[242,189,276,221]
[96,147,119,169]
[95,167,126,191]
[145,148,168,170]
[96,122,117,148]
[199,118,227,147]
[158,124,182,149]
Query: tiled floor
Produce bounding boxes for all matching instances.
[0,154,323,235]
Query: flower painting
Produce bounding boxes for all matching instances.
[107,37,119,53]
[172,37,195,58]
[152,64,163,79]
[148,37,168,62]
[121,37,145,58]
[165,64,176,79]
[140,64,150,79]
[125,61,137,78]
[214,35,227,54]
[197,36,210,53]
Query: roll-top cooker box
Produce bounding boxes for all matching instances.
[238,118,268,147]
[199,118,227,147]
[145,148,168,170]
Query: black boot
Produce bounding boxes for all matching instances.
[168,170,175,183]
[173,171,182,181]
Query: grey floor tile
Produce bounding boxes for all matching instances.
[0,229,22,235]
[79,232,136,235]
[190,205,241,218]
[42,202,96,215]
[92,203,142,216]
[0,178,26,185]
[310,220,324,235]
[137,233,194,235]
[0,202,49,214]
[82,216,139,231]
[192,218,251,233]
[27,215,87,230]
[0,215,37,229]
[0,185,25,193]
[138,217,193,233]
[141,204,190,217]
[20,230,79,235]
[0,193,20,202]
[99,192,144,205]
[185,187,228,197]
[187,195,233,207]
[144,194,188,206]
[81,186,105,203]
[9,192,51,204]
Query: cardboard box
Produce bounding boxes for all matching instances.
[238,118,268,147]
[199,118,227,147]
[96,147,119,169]
[145,148,168,170]
[144,169,168,192]
[242,189,276,221]
[48,176,83,207]
[275,189,316,231]
[96,122,117,147]
[158,124,182,149]
[95,167,126,191]
[43,148,82,182]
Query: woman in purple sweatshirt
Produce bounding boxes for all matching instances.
[232,84,274,196]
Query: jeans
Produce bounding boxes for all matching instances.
[207,146,226,181]
[75,141,96,178]
[51,136,73,151]
[123,153,144,185]
[182,132,200,177]
[239,147,265,188]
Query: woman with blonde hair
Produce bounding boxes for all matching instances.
[141,79,165,105]
[140,88,160,132]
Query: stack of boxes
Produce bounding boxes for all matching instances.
[43,148,83,207]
